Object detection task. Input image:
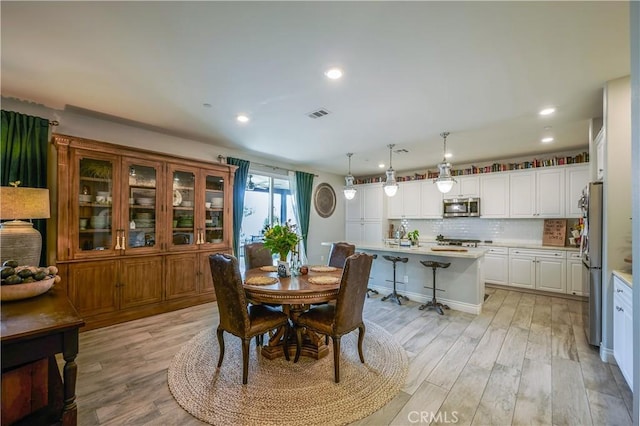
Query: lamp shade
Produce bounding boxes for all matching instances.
[344,175,357,200]
[0,187,50,219]
[383,169,398,197]
[0,186,50,266]
[435,179,454,193]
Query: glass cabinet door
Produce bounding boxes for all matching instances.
[75,152,119,258]
[203,173,225,245]
[124,159,163,254]
[170,166,197,250]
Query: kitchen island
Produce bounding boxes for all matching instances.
[348,242,487,314]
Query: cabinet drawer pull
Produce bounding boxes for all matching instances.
[616,288,624,293]
[615,306,623,312]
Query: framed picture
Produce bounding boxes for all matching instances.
[313,183,336,218]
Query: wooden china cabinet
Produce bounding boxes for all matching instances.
[53,134,236,330]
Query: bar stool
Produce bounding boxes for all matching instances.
[381,255,409,305]
[419,260,451,315]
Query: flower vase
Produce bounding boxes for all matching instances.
[277,260,291,278]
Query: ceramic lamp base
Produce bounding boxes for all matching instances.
[0,220,42,266]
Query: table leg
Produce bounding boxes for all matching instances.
[61,330,79,426]
[260,304,330,360]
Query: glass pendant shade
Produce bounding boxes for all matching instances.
[343,175,357,200]
[383,144,398,197]
[343,153,357,200]
[434,132,456,194]
[383,169,398,197]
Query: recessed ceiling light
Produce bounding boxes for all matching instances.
[236,114,249,123]
[378,163,385,169]
[324,68,343,80]
[541,137,554,143]
[539,107,556,116]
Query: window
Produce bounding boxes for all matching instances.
[241,172,297,247]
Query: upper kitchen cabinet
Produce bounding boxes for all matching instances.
[388,181,421,219]
[479,173,509,218]
[420,180,443,218]
[510,168,564,218]
[346,183,383,222]
[446,175,479,199]
[565,164,589,218]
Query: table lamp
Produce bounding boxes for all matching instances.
[0,185,51,266]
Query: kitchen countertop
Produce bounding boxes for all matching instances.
[613,270,633,288]
[350,242,487,259]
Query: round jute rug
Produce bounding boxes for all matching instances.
[167,320,408,426]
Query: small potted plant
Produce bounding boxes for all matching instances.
[407,230,420,246]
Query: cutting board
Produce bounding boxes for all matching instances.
[430,247,468,252]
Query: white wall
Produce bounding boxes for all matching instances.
[601,76,632,355]
[1,97,346,265]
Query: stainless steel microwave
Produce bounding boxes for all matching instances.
[443,197,480,217]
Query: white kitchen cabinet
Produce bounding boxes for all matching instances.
[508,248,566,293]
[565,165,590,218]
[595,129,605,181]
[613,276,633,388]
[566,251,587,296]
[480,173,510,218]
[346,183,384,244]
[346,184,383,222]
[483,246,509,285]
[509,169,564,218]
[447,175,480,198]
[388,181,420,219]
[420,180,443,218]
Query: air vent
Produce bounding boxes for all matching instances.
[307,108,331,119]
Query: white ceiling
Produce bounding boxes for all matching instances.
[1,2,630,176]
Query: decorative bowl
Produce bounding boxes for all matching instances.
[181,200,193,207]
[1,277,55,302]
[136,197,155,206]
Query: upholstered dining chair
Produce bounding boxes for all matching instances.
[327,242,355,268]
[293,252,374,383]
[208,253,290,384]
[244,242,274,272]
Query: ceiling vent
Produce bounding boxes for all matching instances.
[395,148,409,154]
[307,108,331,119]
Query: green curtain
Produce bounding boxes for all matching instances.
[294,171,314,253]
[226,157,250,257]
[1,110,50,265]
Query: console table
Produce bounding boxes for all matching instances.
[1,286,84,425]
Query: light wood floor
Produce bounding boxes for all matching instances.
[70,287,633,425]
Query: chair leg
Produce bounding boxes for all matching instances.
[294,327,303,363]
[241,338,250,384]
[282,325,290,361]
[216,328,225,368]
[333,336,341,383]
[357,324,366,363]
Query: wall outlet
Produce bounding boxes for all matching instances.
[403,275,409,283]
[320,255,325,262]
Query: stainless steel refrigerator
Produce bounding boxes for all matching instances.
[580,181,603,346]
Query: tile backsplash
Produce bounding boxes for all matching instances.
[393,218,549,245]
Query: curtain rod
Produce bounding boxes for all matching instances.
[217,155,318,177]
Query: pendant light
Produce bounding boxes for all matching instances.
[434,132,456,193]
[383,144,398,197]
[343,153,357,200]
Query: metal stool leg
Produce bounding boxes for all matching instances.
[381,258,409,305]
[418,261,450,314]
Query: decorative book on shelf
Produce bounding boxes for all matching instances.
[354,151,589,184]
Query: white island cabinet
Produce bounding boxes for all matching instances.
[353,242,486,314]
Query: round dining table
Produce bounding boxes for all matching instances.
[244,265,343,360]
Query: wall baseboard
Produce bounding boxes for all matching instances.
[367,285,482,315]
